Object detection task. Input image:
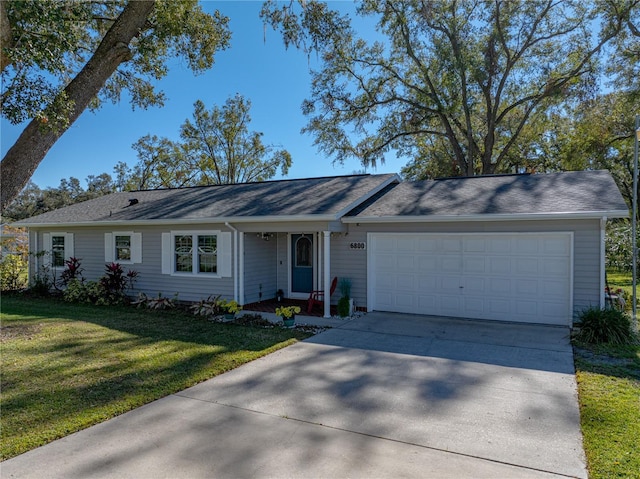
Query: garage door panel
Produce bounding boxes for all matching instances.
[441,257,462,273]
[488,299,511,315]
[462,277,486,294]
[442,238,462,252]
[516,238,539,254]
[376,254,396,270]
[489,238,511,253]
[543,238,570,255]
[417,275,437,290]
[418,256,437,271]
[488,277,511,294]
[464,238,486,253]
[417,294,437,310]
[417,238,439,252]
[397,238,415,252]
[543,259,570,275]
[516,258,539,275]
[489,257,511,274]
[440,276,461,292]
[370,233,571,325]
[515,279,539,295]
[396,274,415,290]
[463,297,485,315]
[375,274,394,289]
[375,236,396,252]
[397,255,415,271]
[463,256,486,273]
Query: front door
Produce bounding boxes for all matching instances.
[291,234,314,294]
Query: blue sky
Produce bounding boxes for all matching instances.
[0,1,405,190]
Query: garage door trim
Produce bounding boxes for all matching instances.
[367,231,574,325]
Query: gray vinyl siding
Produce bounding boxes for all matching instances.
[30,223,236,302]
[243,233,278,304]
[330,230,368,309]
[337,219,602,319]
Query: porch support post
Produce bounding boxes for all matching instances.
[238,232,245,305]
[323,231,331,318]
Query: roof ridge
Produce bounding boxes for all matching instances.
[131,173,381,193]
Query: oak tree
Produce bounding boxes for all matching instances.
[1,0,231,211]
[262,0,639,177]
[122,95,292,189]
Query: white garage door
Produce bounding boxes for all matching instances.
[369,233,573,325]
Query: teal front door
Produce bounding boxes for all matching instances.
[291,234,313,294]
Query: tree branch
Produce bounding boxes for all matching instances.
[1,0,156,211]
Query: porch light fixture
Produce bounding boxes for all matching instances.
[257,233,273,241]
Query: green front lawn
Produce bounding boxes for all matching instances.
[0,295,311,460]
[575,270,639,478]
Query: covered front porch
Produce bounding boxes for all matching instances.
[227,225,343,318]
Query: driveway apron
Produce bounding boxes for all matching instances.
[2,312,586,479]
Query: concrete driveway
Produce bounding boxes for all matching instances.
[2,313,586,479]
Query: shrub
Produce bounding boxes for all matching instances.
[63,279,102,304]
[133,292,177,310]
[0,253,28,291]
[29,259,54,296]
[98,263,139,305]
[58,257,84,287]
[337,296,350,317]
[575,307,635,345]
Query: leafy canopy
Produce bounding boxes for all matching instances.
[121,94,292,189]
[262,0,639,177]
[1,0,230,126]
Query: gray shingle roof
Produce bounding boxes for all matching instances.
[16,174,399,226]
[349,170,629,219]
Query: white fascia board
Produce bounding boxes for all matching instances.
[342,210,630,224]
[14,214,339,229]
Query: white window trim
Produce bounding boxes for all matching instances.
[43,232,74,269]
[162,230,232,278]
[105,232,142,264]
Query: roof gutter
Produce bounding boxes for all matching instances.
[342,210,630,224]
[13,214,340,229]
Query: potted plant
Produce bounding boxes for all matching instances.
[337,278,353,318]
[275,305,301,328]
[219,299,240,320]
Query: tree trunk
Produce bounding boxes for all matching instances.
[1,0,155,212]
[0,0,13,72]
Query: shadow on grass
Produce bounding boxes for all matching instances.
[1,295,310,460]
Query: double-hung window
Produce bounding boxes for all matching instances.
[162,230,231,277]
[104,232,142,264]
[43,233,74,269]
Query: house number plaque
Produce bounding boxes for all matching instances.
[349,242,366,250]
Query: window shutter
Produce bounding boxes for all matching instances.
[104,233,114,262]
[161,233,171,274]
[219,232,232,278]
[131,233,142,264]
[65,233,74,259]
[42,233,51,266]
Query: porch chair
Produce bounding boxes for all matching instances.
[307,276,338,313]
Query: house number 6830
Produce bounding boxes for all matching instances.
[349,242,366,250]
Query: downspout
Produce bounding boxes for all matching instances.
[600,216,607,309]
[225,222,239,303]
